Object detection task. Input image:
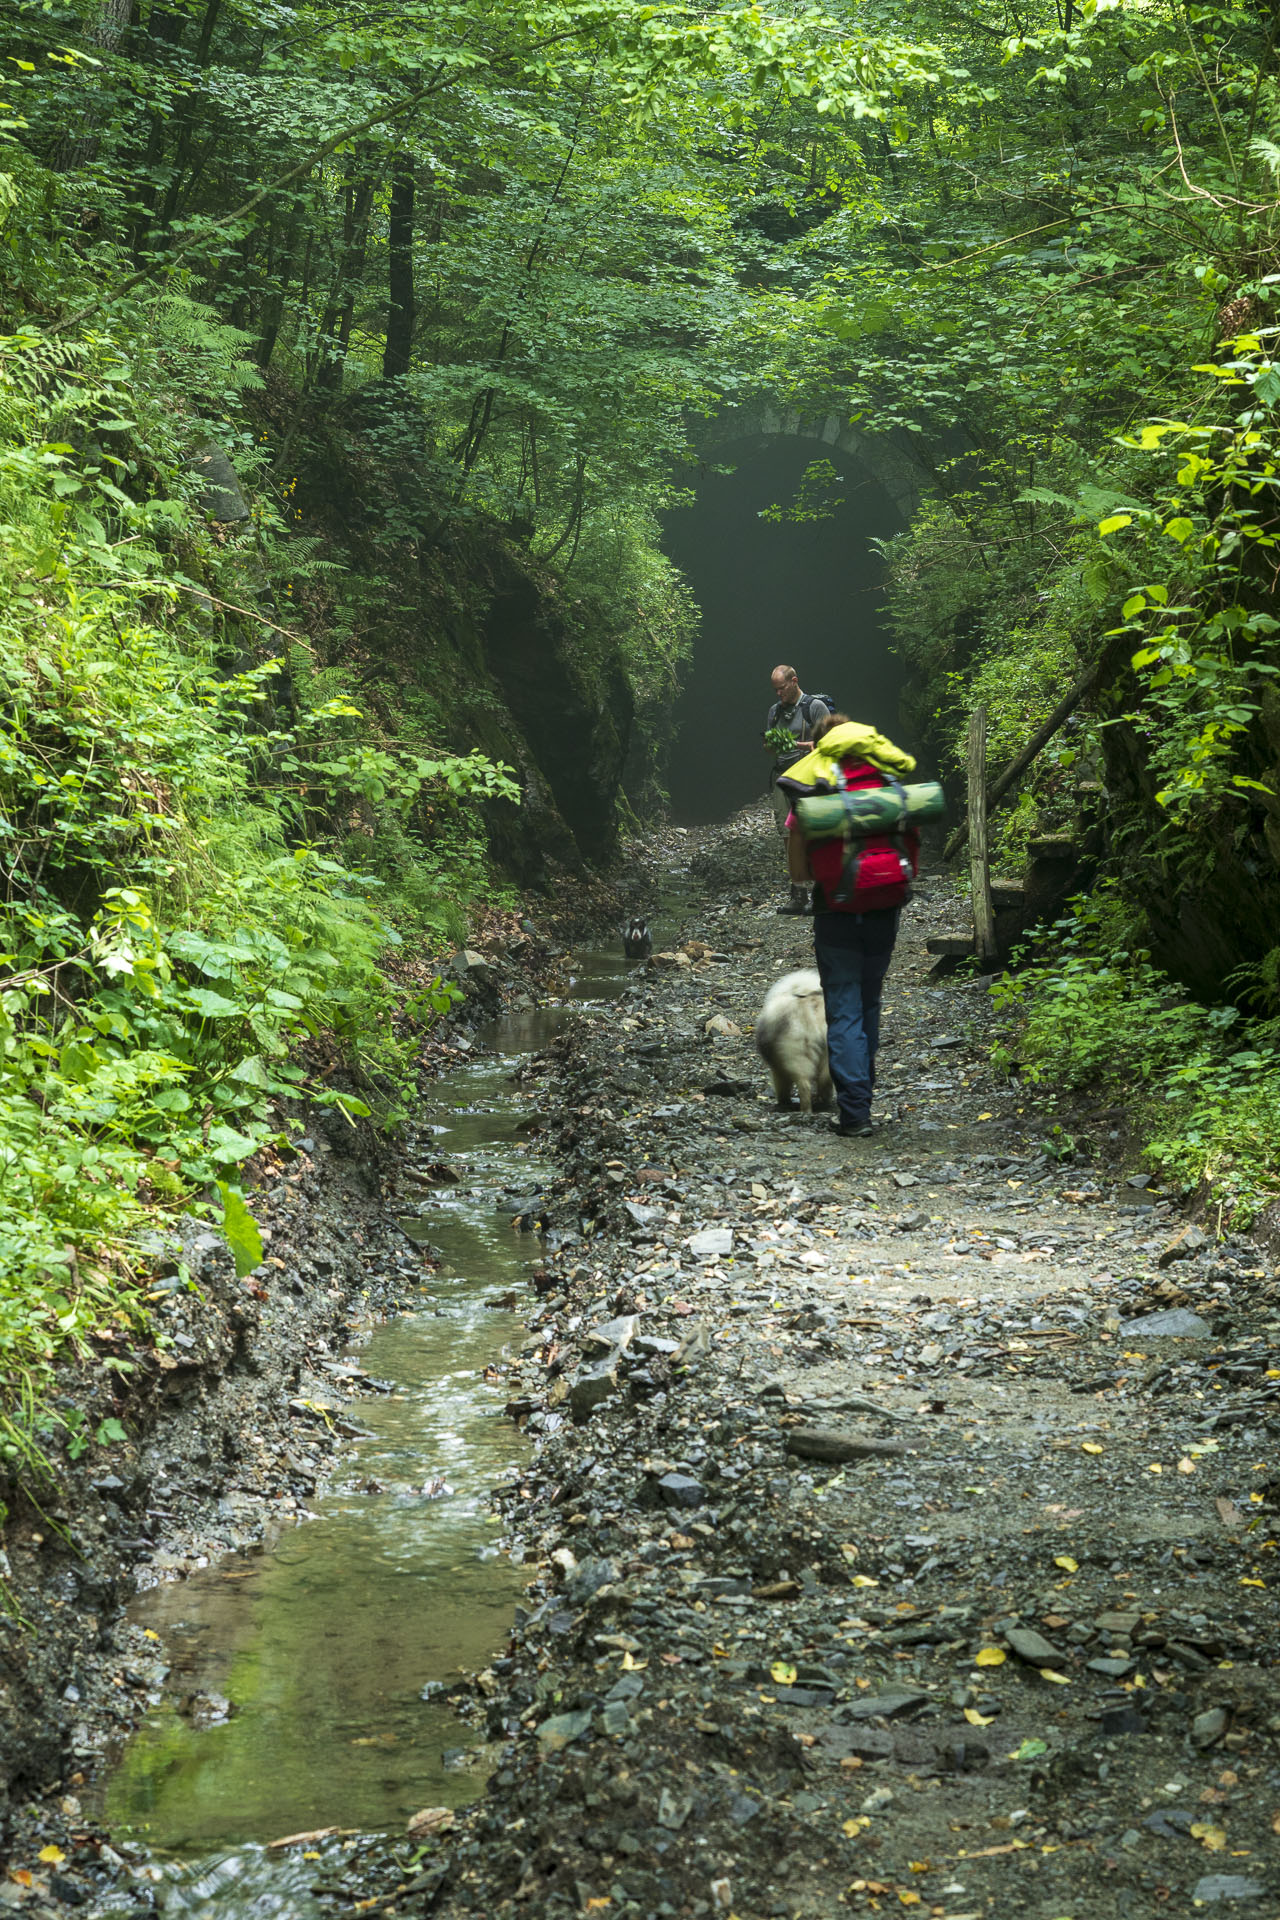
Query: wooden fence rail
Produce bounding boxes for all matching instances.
[966,707,999,970]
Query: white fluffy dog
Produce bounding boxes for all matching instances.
[754,969,832,1113]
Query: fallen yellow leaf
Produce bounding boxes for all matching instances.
[1081,1442,1104,1455]
[37,1848,64,1867]
[975,1647,1006,1667]
[1190,1823,1227,1852]
[1040,1669,1070,1685]
[1148,1463,1163,1474]
[976,1112,994,1121]
[964,1707,994,1726]
[1240,1577,1266,1588]
[897,1894,922,1907]
[1053,1556,1078,1573]
[770,1661,797,1686]
[844,1817,869,1837]
[1177,1457,1195,1475]
[851,1574,880,1588]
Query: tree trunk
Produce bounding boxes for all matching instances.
[317,163,375,391]
[383,156,416,380]
[52,0,134,171]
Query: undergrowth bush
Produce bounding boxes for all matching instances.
[0,298,515,1481]
[992,889,1280,1223]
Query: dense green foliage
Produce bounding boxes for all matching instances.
[993,892,1280,1223]
[0,321,521,1474]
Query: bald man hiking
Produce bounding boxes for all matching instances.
[764,665,831,913]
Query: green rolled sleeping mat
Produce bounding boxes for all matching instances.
[794,780,945,842]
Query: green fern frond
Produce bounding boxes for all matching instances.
[150,294,265,393]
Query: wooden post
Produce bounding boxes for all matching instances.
[967,706,998,970]
[944,661,1099,863]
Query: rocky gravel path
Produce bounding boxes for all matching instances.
[402,810,1280,1920]
[9,810,1279,1920]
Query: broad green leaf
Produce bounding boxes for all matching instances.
[215,1180,265,1277]
[184,988,243,1019]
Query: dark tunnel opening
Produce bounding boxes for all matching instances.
[661,436,911,825]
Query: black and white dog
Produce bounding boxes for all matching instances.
[623,919,653,960]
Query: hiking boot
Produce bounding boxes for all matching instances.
[830,1117,873,1138]
[776,886,811,915]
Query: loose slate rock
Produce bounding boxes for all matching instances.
[1191,1876,1269,1904]
[536,1709,593,1750]
[1158,1222,1209,1268]
[1192,1706,1229,1748]
[687,1226,734,1259]
[1005,1626,1066,1668]
[569,1362,620,1419]
[1099,1707,1147,1737]
[1119,1307,1212,1337]
[1144,1808,1194,1838]
[838,1684,930,1721]
[814,1725,893,1761]
[657,1472,705,1510]
[624,1202,666,1229]
[783,1428,908,1463]
[584,1315,638,1355]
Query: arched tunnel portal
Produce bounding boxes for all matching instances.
[661,408,926,825]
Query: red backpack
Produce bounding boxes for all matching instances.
[807,759,919,913]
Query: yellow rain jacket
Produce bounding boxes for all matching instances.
[779,721,916,792]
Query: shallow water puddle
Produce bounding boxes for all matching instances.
[106,1045,559,1853]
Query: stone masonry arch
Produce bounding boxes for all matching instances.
[691,406,925,523]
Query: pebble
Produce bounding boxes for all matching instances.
[1191,1706,1229,1748]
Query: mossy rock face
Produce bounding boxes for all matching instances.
[479,551,633,867]
[285,403,642,883]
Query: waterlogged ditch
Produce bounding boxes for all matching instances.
[101,977,633,1861]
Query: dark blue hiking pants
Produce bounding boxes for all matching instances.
[813,909,900,1126]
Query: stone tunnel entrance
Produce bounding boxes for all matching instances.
[661,412,922,825]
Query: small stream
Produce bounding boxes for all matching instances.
[102,929,652,1870]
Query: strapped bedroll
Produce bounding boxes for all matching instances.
[794,780,945,844]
